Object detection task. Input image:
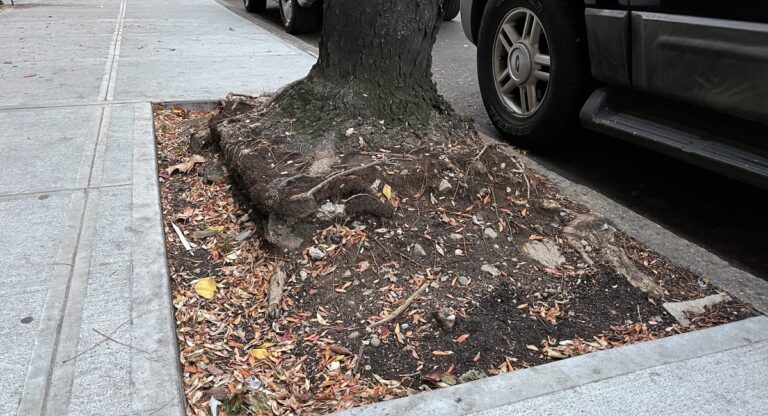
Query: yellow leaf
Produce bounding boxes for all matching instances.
[250,348,269,359]
[193,277,217,300]
[382,184,392,200]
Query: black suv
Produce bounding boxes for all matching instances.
[461,0,768,188]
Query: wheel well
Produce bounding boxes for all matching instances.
[471,0,489,43]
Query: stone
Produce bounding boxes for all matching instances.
[481,264,501,277]
[317,201,345,221]
[370,336,381,347]
[663,294,732,326]
[412,243,427,257]
[458,276,470,286]
[435,307,456,331]
[342,269,352,278]
[449,233,463,241]
[524,239,566,269]
[438,179,452,193]
[483,228,498,239]
[348,331,361,340]
[308,246,326,260]
[399,169,409,176]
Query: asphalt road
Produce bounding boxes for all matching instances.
[218,0,768,280]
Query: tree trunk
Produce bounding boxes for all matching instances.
[274,0,451,127]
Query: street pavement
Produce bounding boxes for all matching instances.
[218,0,768,281]
[0,0,313,414]
[1,1,766,415]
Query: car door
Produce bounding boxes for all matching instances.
[628,0,768,124]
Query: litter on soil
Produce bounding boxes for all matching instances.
[153,101,754,416]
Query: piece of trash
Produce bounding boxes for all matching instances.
[209,397,221,416]
[193,277,217,300]
[245,375,262,390]
[171,222,192,251]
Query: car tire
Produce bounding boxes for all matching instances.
[477,0,591,149]
[279,0,321,35]
[243,0,266,13]
[442,0,461,21]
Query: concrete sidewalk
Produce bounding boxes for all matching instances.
[0,0,314,415]
[1,1,766,416]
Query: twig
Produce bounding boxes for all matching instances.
[510,157,531,200]
[368,283,429,329]
[289,160,388,201]
[371,237,424,268]
[267,264,287,319]
[352,344,366,375]
[92,328,154,357]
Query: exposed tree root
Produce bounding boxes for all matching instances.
[564,214,665,298]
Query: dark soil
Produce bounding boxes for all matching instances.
[155,102,755,415]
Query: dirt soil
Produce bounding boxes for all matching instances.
[154,102,754,416]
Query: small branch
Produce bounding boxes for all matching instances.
[368,283,429,329]
[289,160,388,201]
[352,344,366,375]
[267,264,287,319]
[92,328,154,357]
[510,157,531,200]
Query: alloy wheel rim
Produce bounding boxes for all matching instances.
[492,8,551,117]
[281,0,293,24]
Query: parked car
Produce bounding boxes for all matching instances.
[460,0,768,189]
[243,0,460,35]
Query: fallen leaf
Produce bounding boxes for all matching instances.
[441,374,457,385]
[546,348,567,359]
[329,345,352,355]
[432,350,453,356]
[165,155,206,175]
[192,225,224,239]
[382,184,392,200]
[473,351,481,362]
[316,312,329,326]
[516,303,528,309]
[526,344,539,351]
[193,277,217,299]
[454,334,470,343]
[249,348,269,360]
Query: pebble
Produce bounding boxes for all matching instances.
[449,233,463,241]
[308,246,326,260]
[348,331,361,339]
[412,243,427,257]
[399,169,409,175]
[370,336,381,348]
[481,264,501,277]
[483,228,498,239]
[438,179,452,193]
[458,276,470,286]
[343,269,352,278]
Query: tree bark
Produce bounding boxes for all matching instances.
[274,0,451,127]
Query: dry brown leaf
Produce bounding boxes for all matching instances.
[165,155,206,175]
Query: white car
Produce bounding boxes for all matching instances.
[243,0,461,35]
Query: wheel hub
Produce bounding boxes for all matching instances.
[508,44,532,84]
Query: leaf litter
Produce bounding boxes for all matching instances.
[154,102,754,416]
